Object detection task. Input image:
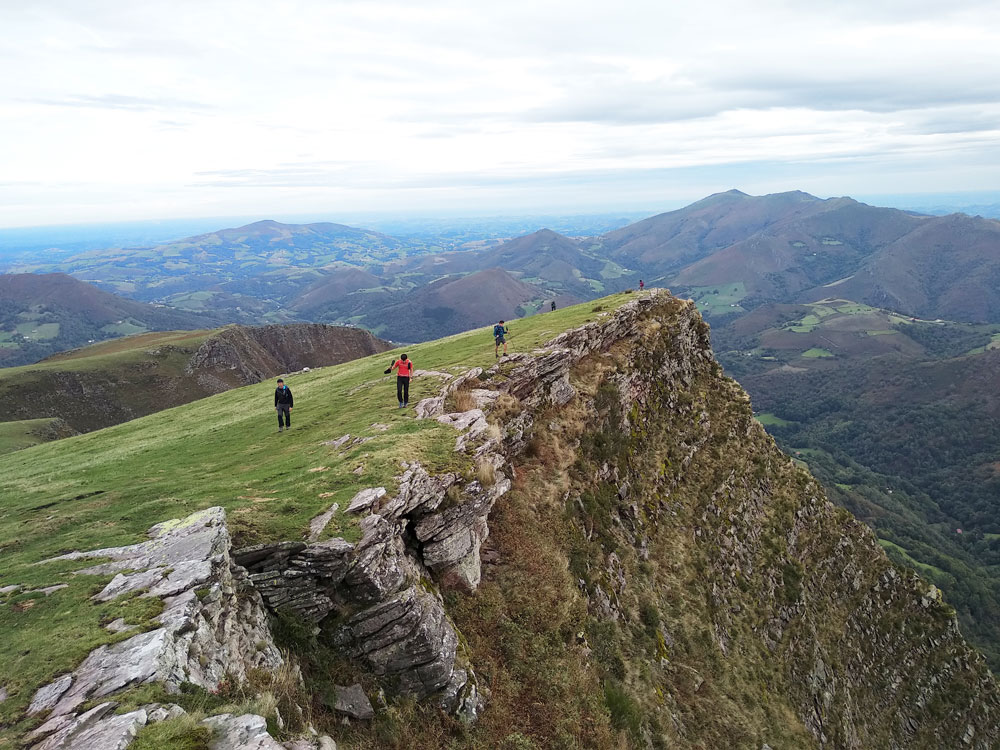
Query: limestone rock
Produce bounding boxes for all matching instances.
[415,477,512,592]
[243,538,354,622]
[28,508,282,744]
[29,703,146,750]
[308,503,340,542]
[27,674,72,714]
[144,703,186,723]
[333,684,375,720]
[342,514,408,603]
[202,713,286,750]
[379,462,457,519]
[345,487,386,515]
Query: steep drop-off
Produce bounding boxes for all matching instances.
[5,292,998,749]
[0,323,390,439]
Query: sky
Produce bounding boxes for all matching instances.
[2,0,1000,227]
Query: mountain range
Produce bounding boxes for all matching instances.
[11,191,1000,345]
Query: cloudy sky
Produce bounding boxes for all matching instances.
[2,0,1000,227]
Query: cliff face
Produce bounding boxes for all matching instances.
[183,323,391,392]
[1,323,391,437]
[19,293,1000,749]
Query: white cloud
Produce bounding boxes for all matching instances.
[1,0,999,225]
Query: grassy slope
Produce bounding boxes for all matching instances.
[0,293,634,741]
[0,419,64,454]
[0,329,215,378]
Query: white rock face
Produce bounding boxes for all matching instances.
[203,713,287,750]
[28,703,147,750]
[27,508,283,748]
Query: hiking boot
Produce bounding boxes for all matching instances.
[398,401,404,409]
[278,426,284,432]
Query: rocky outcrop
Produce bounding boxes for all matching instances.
[16,291,1000,749]
[26,508,282,749]
[185,323,391,390]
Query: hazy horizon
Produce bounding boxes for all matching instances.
[3,1,999,227]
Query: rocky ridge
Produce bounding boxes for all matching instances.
[16,291,1000,748]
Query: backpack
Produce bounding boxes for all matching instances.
[493,324,504,338]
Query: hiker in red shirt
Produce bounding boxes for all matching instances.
[384,354,414,408]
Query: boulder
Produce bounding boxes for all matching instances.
[202,713,286,750]
[332,684,375,720]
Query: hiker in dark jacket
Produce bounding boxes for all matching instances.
[274,378,293,432]
[384,354,414,408]
[493,320,509,358]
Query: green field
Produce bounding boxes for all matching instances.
[878,539,948,579]
[688,282,747,316]
[755,412,793,427]
[0,293,636,736]
[801,347,834,358]
[100,319,150,336]
[14,322,60,340]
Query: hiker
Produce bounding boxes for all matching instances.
[493,320,510,358]
[550,300,556,312]
[639,279,644,291]
[384,353,414,408]
[274,378,293,432]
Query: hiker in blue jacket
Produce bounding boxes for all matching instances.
[274,378,293,432]
[493,320,510,358]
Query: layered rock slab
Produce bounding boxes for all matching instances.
[27,508,282,748]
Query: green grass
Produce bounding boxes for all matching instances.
[100,319,150,337]
[0,292,637,737]
[801,348,834,358]
[15,322,60,340]
[878,539,948,579]
[689,282,747,316]
[0,418,65,454]
[835,303,874,315]
[1,330,215,373]
[755,413,793,427]
[865,329,897,336]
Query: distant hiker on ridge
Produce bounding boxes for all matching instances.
[384,353,414,408]
[274,378,293,432]
[550,301,557,312]
[639,279,644,291]
[494,320,510,358]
